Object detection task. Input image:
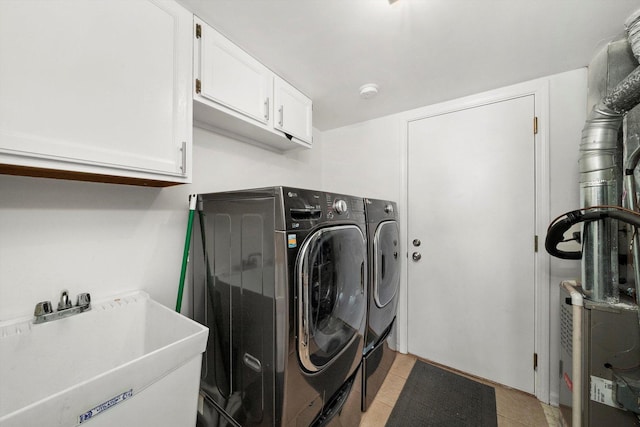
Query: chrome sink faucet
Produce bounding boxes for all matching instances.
[33,290,91,324]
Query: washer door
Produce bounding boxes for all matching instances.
[297,225,367,372]
[374,220,400,308]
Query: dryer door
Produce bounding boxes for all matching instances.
[374,220,400,308]
[297,225,367,372]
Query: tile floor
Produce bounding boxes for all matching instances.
[360,353,562,427]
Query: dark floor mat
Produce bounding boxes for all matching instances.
[385,360,497,427]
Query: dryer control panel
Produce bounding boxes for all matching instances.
[283,187,365,231]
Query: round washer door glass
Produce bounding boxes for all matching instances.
[297,225,366,372]
[374,221,400,308]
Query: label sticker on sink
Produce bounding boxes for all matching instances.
[78,389,133,424]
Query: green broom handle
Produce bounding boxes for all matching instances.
[176,194,197,312]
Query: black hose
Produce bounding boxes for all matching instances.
[545,208,640,260]
[546,210,590,260]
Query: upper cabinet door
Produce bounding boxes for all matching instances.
[197,19,272,126]
[193,18,312,152]
[274,76,313,145]
[0,0,192,185]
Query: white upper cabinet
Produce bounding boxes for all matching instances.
[197,21,272,126]
[193,18,312,151]
[274,76,313,144]
[0,0,193,186]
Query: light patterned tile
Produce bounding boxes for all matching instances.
[389,353,417,379]
[375,372,407,407]
[360,400,393,427]
[495,386,548,426]
[360,353,555,427]
[498,414,530,427]
[541,404,562,427]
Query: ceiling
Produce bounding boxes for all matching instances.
[176,0,640,131]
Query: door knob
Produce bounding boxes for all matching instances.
[413,239,421,247]
[412,252,421,261]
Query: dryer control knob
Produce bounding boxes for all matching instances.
[333,199,348,214]
[384,204,394,214]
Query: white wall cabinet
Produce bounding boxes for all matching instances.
[196,21,273,127]
[0,0,193,186]
[193,18,312,151]
[274,76,313,144]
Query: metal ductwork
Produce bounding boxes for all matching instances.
[548,12,640,426]
[580,9,640,303]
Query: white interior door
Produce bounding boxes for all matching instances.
[407,95,536,393]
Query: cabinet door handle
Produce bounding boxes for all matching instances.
[180,141,187,174]
[278,105,284,127]
[264,97,269,121]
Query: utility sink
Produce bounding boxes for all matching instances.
[0,291,208,427]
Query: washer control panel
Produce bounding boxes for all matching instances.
[282,187,365,229]
[324,192,364,221]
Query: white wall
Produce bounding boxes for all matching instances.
[320,114,403,201]
[0,127,323,321]
[547,70,586,403]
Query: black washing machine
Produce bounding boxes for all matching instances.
[192,187,366,426]
[361,198,400,411]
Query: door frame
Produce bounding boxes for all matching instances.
[396,78,551,402]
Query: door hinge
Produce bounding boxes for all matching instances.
[195,23,202,39]
[533,116,538,135]
[534,352,538,370]
[534,235,539,252]
[195,79,201,94]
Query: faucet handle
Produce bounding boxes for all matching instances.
[76,293,91,309]
[34,301,53,317]
[57,290,72,311]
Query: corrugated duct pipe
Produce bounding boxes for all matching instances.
[580,8,640,303]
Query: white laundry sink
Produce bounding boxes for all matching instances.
[0,291,208,427]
